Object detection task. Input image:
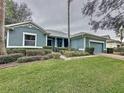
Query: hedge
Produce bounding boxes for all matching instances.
[26,50,46,56]
[0,53,24,64]
[17,56,42,63]
[114,47,124,52]
[17,53,58,63]
[7,49,52,56]
[62,51,89,57]
[85,47,94,55]
[7,49,26,55]
[52,53,61,59]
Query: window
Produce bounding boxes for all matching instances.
[47,37,55,46]
[24,33,36,46]
[64,39,68,47]
[57,38,62,47]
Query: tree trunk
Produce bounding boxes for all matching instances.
[0,23,6,55]
[0,0,7,55]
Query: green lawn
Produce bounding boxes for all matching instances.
[0,56,124,93]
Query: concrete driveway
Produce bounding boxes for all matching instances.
[100,53,124,61]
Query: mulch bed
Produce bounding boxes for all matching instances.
[0,62,19,69]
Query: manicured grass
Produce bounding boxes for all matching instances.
[0,56,124,93]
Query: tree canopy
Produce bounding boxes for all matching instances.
[5,0,32,25]
[82,0,124,34]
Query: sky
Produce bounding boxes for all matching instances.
[14,0,117,39]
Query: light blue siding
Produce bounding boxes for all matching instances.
[8,26,46,48]
[71,36,84,50]
[71,36,106,53]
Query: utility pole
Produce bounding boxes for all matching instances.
[67,0,73,50]
[0,0,6,55]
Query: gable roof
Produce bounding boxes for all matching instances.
[107,39,121,43]
[5,21,48,34]
[71,32,107,40]
[102,35,111,39]
[46,30,68,38]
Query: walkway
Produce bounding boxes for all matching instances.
[100,53,124,61]
[60,55,99,61]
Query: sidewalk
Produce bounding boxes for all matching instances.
[100,53,124,61]
[60,55,99,61]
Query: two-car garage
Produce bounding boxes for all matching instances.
[90,42,103,54]
[71,32,107,53]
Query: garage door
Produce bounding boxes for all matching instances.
[90,42,103,54]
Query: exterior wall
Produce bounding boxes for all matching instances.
[71,36,85,50]
[7,25,47,48]
[107,42,121,48]
[71,36,106,52]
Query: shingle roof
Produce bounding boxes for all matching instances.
[102,35,111,39]
[71,32,107,40]
[5,21,48,34]
[46,30,68,38]
[107,39,121,43]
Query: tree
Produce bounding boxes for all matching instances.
[0,0,6,55]
[67,0,73,50]
[82,0,124,35]
[118,25,124,46]
[5,0,32,24]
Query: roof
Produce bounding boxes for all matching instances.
[71,32,107,40]
[107,39,121,43]
[102,35,111,39]
[5,21,48,34]
[46,30,68,38]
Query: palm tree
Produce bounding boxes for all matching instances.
[67,0,73,50]
[0,0,6,55]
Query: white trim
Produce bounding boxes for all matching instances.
[46,35,47,46]
[89,40,104,43]
[23,32,37,47]
[6,30,9,48]
[55,38,57,47]
[84,37,86,50]
[62,38,64,48]
[78,48,85,51]
[7,46,43,49]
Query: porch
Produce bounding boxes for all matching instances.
[47,36,68,48]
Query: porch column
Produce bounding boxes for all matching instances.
[62,38,64,48]
[84,37,86,51]
[55,37,57,47]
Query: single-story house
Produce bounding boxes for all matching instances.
[102,35,121,48]
[5,21,107,54]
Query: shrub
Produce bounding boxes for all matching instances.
[62,51,89,57]
[85,47,94,55]
[42,54,53,60]
[0,53,24,64]
[114,47,124,55]
[107,48,114,54]
[7,49,26,55]
[17,56,42,63]
[52,53,61,59]
[43,46,52,49]
[114,47,124,52]
[44,49,52,54]
[26,50,46,56]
